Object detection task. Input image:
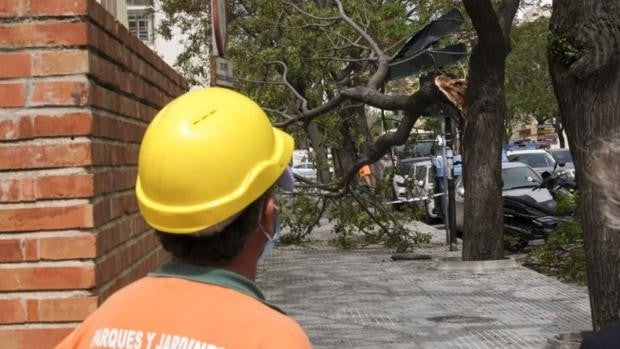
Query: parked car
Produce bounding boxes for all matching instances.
[292,162,317,180]
[455,162,556,238]
[391,140,436,198]
[547,148,576,179]
[506,149,556,175]
[410,160,440,221]
[392,158,428,201]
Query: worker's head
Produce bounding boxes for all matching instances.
[136,87,294,263]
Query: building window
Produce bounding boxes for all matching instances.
[128,10,154,44]
[127,0,153,6]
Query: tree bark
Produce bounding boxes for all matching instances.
[355,106,383,181]
[549,0,620,331]
[334,117,358,179]
[305,121,332,183]
[461,0,519,261]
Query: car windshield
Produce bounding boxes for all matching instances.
[394,142,434,158]
[415,166,427,182]
[508,153,553,168]
[550,150,573,164]
[502,166,541,190]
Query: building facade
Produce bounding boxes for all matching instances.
[96,0,185,71]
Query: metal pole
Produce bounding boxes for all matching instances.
[445,117,457,251]
[441,119,449,246]
[448,175,457,251]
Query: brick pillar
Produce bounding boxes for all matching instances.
[0,1,186,347]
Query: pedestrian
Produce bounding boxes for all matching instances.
[358,164,375,188]
[56,88,312,349]
[431,147,446,217]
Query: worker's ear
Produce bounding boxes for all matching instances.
[259,195,277,237]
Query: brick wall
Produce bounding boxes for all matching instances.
[0,1,187,347]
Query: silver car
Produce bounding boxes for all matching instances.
[292,162,317,180]
[506,149,556,176]
[455,162,554,232]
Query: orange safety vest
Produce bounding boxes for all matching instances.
[56,261,312,349]
[358,165,372,177]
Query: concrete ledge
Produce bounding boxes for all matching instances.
[431,256,519,271]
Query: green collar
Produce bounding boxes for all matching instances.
[150,260,266,301]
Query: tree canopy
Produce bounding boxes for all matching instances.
[505,16,558,135]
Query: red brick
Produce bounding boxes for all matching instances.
[0,83,25,107]
[0,113,93,141]
[38,233,96,260]
[0,53,30,78]
[99,248,162,302]
[26,299,38,322]
[0,173,93,202]
[87,0,116,34]
[0,234,96,262]
[95,231,159,284]
[32,50,89,76]
[36,173,94,199]
[0,299,26,324]
[0,265,95,291]
[0,204,93,232]
[94,167,138,195]
[93,192,139,226]
[0,177,34,202]
[91,141,140,166]
[0,23,88,48]
[30,0,88,16]
[33,296,98,322]
[24,238,38,260]
[30,80,89,106]
[0,239,23,262]
[0,115,33,140]
[0,0,28,17]
[34,112,92,137]
[0,141,91,170]
[0,327,73,349]
[96,214,145,255]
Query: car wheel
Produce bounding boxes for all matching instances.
[424,201,437,223]
[391,189,404,211]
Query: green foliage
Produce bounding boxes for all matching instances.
[156,1,460,251]
[526,219,586,284]
[278,169,431,252]
[505,17,559,134]
[504,234,525,252]
[525,192,586,284]
[555,190,579,215]
[548,32,583,67]
[279,191,325,244]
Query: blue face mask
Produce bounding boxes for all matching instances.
[258,214,281,264]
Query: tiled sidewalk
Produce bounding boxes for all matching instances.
[257,223,591,348]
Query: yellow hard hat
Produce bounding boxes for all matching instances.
[136,87,294,234]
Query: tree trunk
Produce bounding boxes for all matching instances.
[549,0,620,331]
[306,121,332,183]
[355,106,383,181]
[334,117,358,179]
[461,0,518,261]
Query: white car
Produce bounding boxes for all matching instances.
[391,159,439,221]
[292,163,317,180]
[506,149,556,176]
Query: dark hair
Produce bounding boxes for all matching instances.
[157,189,272,263]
